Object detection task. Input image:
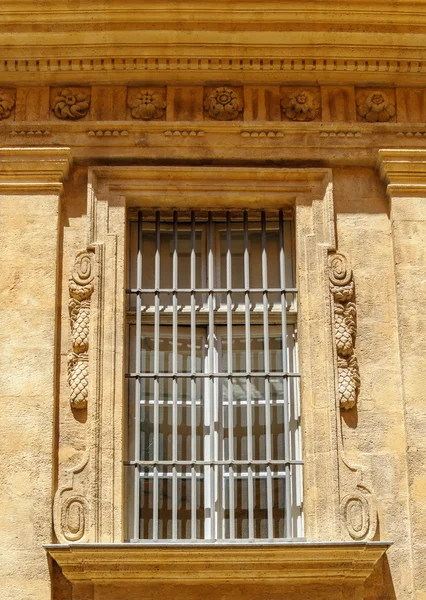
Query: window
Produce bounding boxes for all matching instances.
[126,209,302,542]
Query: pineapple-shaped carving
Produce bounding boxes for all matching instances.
[329,253,360,410]
[334,304,354,356]
[68,251,94,410]
[68,355,89,409]
[338,356,360,410]
[69,298,90,353]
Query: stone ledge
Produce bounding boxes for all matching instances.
[45,541,390,585]
[0,147,72,193]
[378,148,426,195]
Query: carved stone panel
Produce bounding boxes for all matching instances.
[329,252,360,410]
[68,250,94,410]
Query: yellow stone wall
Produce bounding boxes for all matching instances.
[0,3,426,599]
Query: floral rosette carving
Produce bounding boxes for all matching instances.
[281,90,319,121]
[204,87,243,121]
[128,89,166,120]
[68,251,94,409]
[329,253,360,410]
[356,91,395,122]
[52,88,90,120]
[0,90,15,120]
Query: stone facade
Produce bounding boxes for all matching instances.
[0,2,426,600]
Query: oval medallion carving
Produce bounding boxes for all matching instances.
[61,495,89,542]
[340,493,370,540]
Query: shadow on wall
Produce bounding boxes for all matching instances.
[365,555,397,600]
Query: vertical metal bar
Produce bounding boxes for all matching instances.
[293,324,302,537]
[172,210,178,540]
[190,210,197,540]
[208,211,215,539]
[279,210,292,538]
[133,210,143,540]
[244,211,254,540]
[226,212,235,541]
[153,210,160,540]
[261,211,273,539]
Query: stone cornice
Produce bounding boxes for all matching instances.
[0,147,72,193]
[1,2,426,85]
[1,58,426,87]
[45,541,390,585]
[377,149,426,196]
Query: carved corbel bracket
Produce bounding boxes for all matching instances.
[68,250,94,409]
[329,252,360,410]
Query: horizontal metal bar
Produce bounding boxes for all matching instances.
[126,288,298,294]
[138,473,289,480]
[125,460,304,467]
[126,372,301,378]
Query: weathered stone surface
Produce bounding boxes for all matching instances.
[0,5,425,600]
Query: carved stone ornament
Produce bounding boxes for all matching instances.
[0,89,15,120]
[52,88,91,120]
[329,253,360,410]
[53,454,90,543]
[68,251,94,409]
[204,87,243,120]
[128,88,166,120]
[356,90,396,122]
[340,485,377,541]
[281,90,319,121]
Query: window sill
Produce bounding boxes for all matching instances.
[45,541,391,585]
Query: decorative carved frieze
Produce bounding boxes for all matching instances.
[9,83,426,129]
[1,57,425,79]
[356,90,396,123]
[281,89,320,121]
[329,252,360,410]
[204,87,243,120]
[0,89,15,120]
[68,250,94,410]
[128,88,166,120]
[52,88,91,120]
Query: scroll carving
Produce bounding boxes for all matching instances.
[53,454,90,543]
[340,486,376,540]
[329,253,360,410]
[68,251,94,409]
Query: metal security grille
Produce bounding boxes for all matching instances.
[126,209,303,542]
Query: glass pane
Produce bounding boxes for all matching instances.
[272,469,286,538]
[253,467,268,539]
[252,377,266,461]
[139,471,154,540]
[234,466,249,539]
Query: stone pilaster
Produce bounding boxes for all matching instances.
[0,148,72,600]
[378,149,426,600]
